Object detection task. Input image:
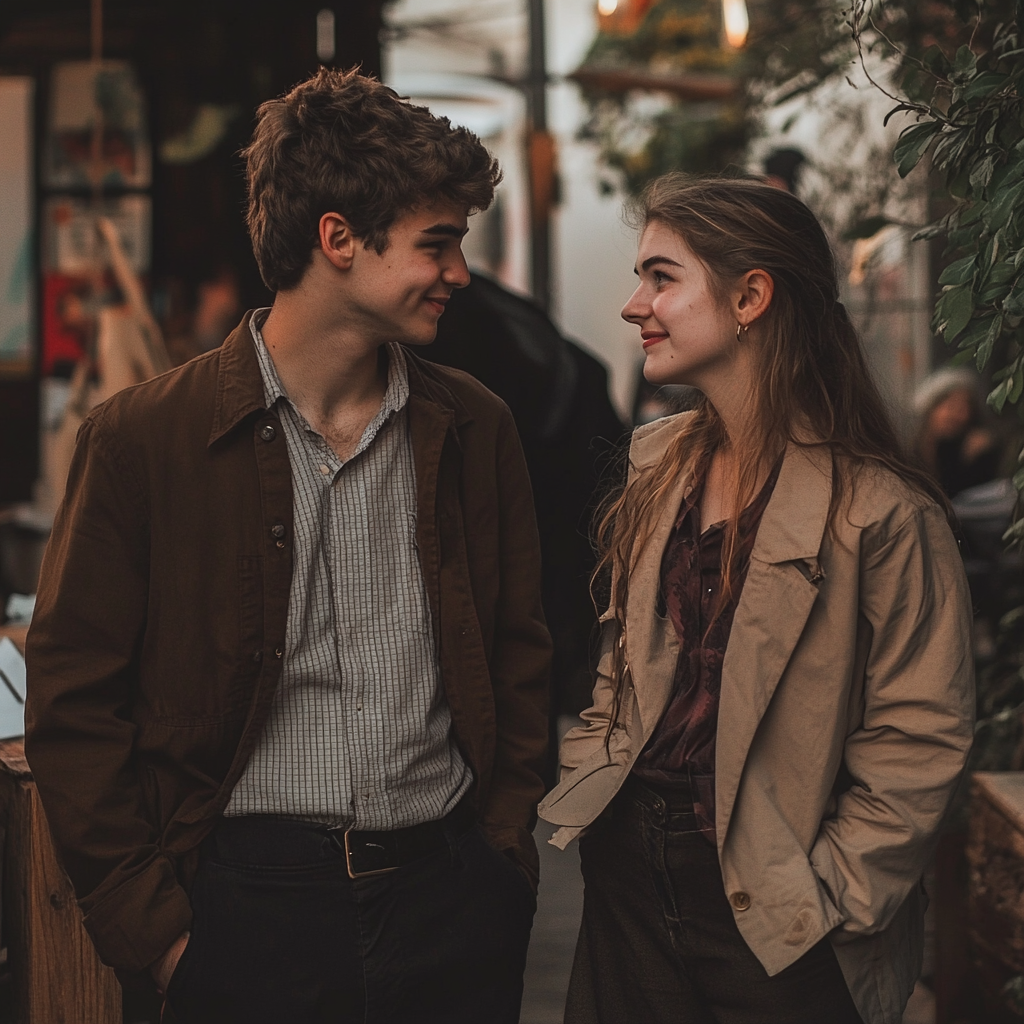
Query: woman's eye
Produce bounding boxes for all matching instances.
[653,271,670,284]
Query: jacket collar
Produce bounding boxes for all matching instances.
[627,413,833,566]
[208,311,473,447]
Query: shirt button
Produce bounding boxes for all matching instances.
[259,424,276,442]
[271,524,285,538]
[274,647,283,659]
[730,891,752,912]
[319,464,330,475]
[707,587,713,595]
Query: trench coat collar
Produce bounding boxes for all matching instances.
[208,310,473,447]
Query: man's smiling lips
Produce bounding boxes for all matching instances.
[641,330,668,349]
[425,296,449,315]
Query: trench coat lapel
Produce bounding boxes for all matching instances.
[715,443,833,847]
[625,472,690,737]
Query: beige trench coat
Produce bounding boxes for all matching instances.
[538,413,975,1024]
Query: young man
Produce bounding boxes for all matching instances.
[26,68,550,1024]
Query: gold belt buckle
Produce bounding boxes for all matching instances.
[342,828,400,880]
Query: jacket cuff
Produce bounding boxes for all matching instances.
[480,824,539,893]
[80,855,193,972]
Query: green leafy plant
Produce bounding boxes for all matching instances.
[863,1,1024,540]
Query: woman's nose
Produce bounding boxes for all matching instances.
[621,284,648,324]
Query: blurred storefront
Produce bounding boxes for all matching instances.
[0,0,384,508]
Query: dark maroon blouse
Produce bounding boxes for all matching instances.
[632,459,781,840]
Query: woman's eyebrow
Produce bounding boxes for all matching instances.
[635,255,683,275]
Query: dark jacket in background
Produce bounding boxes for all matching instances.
[427,274,626,720]
[25,314,551,978]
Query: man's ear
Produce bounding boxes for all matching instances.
[318,212,358,272]
[734,269,774,327]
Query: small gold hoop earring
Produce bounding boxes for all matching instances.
[736,322,749,339]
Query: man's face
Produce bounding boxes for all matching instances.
[347,199,471,346]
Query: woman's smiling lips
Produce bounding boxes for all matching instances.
[641,330,668,349]
[425,296,448,316]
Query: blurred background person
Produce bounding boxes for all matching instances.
[913,366,1001,499]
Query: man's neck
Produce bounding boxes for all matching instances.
[260,285,387,429]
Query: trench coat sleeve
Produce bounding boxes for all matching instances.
[478,407,552,888]
[25,413,192,972]
[558,612,618,777]
[809,503,975,937]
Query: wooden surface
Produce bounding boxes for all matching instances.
[0,621,121,1022]
[967,772,1024,1022]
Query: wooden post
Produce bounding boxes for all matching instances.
[0,626,121,1024]
[966,771,1024,1023]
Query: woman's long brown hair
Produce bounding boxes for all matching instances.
[595,174,949,719]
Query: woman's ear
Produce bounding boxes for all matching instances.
[734,269,774,328]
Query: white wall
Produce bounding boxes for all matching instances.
[384,0,640,418]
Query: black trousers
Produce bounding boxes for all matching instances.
[163,814,536,1024]
[566,778,863,1024]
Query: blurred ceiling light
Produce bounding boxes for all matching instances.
[722,0,749,48]
[598,0,619,15]
[316,9,336,63]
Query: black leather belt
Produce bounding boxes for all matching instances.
[321,800,476,879]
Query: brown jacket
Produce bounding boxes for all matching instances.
[539,413,974,1024]
[25,314,551,976]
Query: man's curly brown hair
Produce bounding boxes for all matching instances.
[243,67,502,292]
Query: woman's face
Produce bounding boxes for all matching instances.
[621,221,739,389]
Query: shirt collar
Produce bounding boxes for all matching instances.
[248,307,411,419]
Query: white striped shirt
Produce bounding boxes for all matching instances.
[224,310,472,828]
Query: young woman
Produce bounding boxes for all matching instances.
[539,176,974,1024]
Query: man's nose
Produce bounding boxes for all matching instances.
[444,250,471,289]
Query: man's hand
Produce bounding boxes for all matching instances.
[150,930,190,993]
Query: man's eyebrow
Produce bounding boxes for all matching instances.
[419,223,468,238]
[638,255,682,273]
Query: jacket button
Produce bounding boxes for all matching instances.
[730,891,752,912]
[274,647,283,659]
[259,424,276,442]
[271,524,285,538]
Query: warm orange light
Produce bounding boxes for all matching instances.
[598,0,619,14]
[722,0,748,48]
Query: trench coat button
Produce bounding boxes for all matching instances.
[259,424,276,442]
[730,891,752,912]
[271,524,285,538]
[274,647,283,659]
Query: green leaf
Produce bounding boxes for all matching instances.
[1004,277,1024,316]
[1011,371,1024,404]
[895,121,941,178]
[990,375,1013,412]
[966,72,1010,100]
[954,44,979,76]
[934,284,975,341]
[986,180,1024,230]
[978,261,1018,304]
[976,314,1004,370]
[939,254,977,286]
[971,154,998,192]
